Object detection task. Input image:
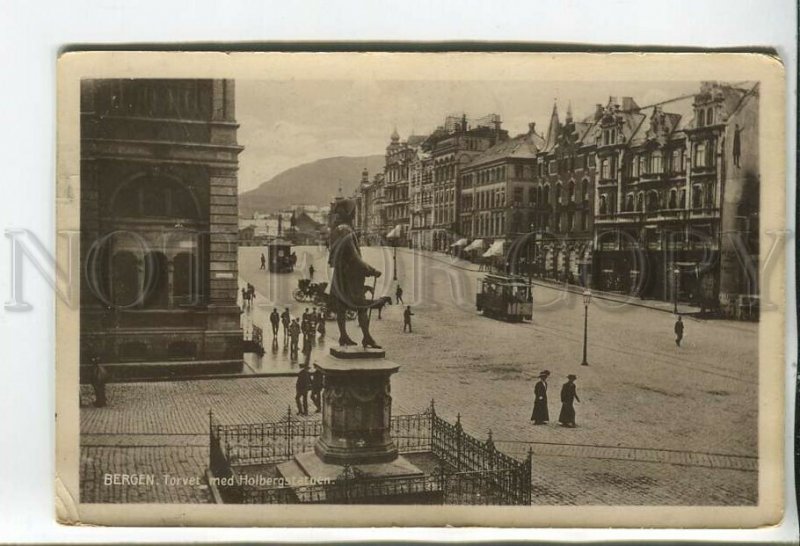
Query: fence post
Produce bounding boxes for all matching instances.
[455,413,463,472]
[286,405,292,459]
[525,446,533,504]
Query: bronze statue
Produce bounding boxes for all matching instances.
[328,198,382,348]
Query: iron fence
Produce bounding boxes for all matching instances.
[208,400,532,505]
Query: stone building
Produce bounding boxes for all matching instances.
[591,82,759,315]
[424,114,508,251]
[409,150,434,250]
[80,79,244,377]
[530,103,598,283]
[382,130,425,246]
[458,123,543,260]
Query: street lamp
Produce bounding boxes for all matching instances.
[673,267,680,314]
[581,289,592,366]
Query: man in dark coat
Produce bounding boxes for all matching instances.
[90,356,108,408]
[260,253,266,270]
[281,308,291,340]
[403,305,414,333]
[395,284,404,305]
[309,264,315,280]
[288,319,301,354]
[328,198,382,348]
[558,374,581,427]
[530,370,550,425]
[317,310,326,336]
[674,316,684,347]
[269,308,280,337]
[295,365,311,415]
[310,364,324,413]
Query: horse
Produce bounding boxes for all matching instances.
[372,296,393,319]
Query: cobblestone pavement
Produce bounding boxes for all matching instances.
[79,246,759,505]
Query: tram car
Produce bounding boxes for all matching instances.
[267,238,296,273]
[476,274,533,322]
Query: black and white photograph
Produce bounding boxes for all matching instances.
[54,52,787,528]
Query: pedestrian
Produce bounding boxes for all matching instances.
[289,319,301,354]
[530,370,550,425]
[558,374,581,428]
[395,284,404,305]
[317,311,326,336]
[241,287,248,308]
[260,253,266,270]
[674,315,684,347]
[269,308,280,337]
[90,356,108,408]
[310,364,324,413]
[281,308,291,340]
[295,364,311,415]
[248,283,256,303]
[302,320,312,354]
[302,308,311,327]
[309,307,318,333]
[403,305,414,333]
[309,264,315,280]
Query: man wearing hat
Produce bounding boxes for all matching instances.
[295,363,312,415]
[558,374,581,428]
[530,370,550,425]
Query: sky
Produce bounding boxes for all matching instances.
[235,80,703,193]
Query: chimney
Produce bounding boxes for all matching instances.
[594,104,603,120]
[528,122,536,134]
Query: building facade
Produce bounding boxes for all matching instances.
[80,79,244,376]
[459,123,543,262]
[425,114,508,251]
[350,82,759,316]
[592,82,759,315]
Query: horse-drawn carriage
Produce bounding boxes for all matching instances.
[476,274,533,322]
[267,239,296,273]
[293,278,356,320]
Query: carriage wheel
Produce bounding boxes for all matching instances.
[292,289,307,303]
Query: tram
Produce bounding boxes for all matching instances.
[267,238,296,273]
[476,274,533,322]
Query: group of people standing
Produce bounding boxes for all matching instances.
[295,363,324,415]
[241,283,256,308]
[269,306,326,358]
[531,370,581,428]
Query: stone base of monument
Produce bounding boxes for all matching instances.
[276,346,440,503]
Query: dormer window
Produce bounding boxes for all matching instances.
[706,107,714,125]
[697,109,705,128]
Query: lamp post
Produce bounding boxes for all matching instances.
[673,267,680,314]
[392,238,398,281]
[581,289,592,366]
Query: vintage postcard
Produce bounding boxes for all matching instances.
[55,51,787,527]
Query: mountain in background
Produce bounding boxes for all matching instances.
[239,155,385,216]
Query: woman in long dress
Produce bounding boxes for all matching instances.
[558,374,580,427]
[530,370,550,424]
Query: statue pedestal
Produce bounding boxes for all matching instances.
[276,347,428,502]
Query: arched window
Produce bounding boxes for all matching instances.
[555,183,563,205]
[625,193,634,212]
[652,151,663,174]
[669,189,677,209]
[113,176,201,220]
[568,181,576,202]
[599,195,607,215]
[636,192,644,212]
[582,179,589,202]
[706,107,714,125]
[647,191,659,211]
[697,109,705,128]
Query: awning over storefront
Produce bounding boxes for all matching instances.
[464,239,484,252]
[386,225,402,239]
[450,238,468,248]
[482,240,505,258]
